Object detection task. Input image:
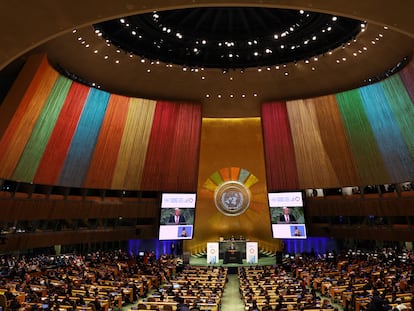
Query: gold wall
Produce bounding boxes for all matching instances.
[185,117,282,254]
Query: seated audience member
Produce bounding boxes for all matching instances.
[9,296,21,311]
[395,298,408,311]
[90,297,103,311]
[176,297,191,311]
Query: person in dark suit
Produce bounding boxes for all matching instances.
[169,208,186,224]
[279,207,296,223]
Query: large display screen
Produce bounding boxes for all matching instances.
[158,193,196,240]
[268,191,307,239]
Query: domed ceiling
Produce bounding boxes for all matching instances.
[1,1,414,117]
[94,7,362,69]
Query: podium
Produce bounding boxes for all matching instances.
[219,240,246,259]
[208,240,258,264]
[224,249,242,264]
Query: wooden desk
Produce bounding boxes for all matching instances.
[224,250,242,264]
[30,285,48,297]
[0,289,25,304]
[144,301,218,311]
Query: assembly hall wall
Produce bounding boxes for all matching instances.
[1,54,414,251]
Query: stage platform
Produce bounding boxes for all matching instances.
[189,255,276,267]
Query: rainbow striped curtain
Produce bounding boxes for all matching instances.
[263,60,414,190]
[0,56,201,191]
[1,55,414,192]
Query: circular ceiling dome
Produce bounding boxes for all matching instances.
[94,7,363,69]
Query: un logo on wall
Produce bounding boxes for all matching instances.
[214,181,251,216]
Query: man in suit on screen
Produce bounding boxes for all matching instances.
[169,208,186,224]
[279,206,296,223]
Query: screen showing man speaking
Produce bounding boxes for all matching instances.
[268,191,307,239]
[159,193,196,240]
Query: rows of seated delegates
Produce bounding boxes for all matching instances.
[2,247,414,311]
[239,248,414,311]
[0,250,177,311]
[133,265,227,311]
[292,249,414,311]
[239,264,334,311]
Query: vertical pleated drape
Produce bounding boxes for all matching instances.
[2,54,413,191]
[261,102,299,190]
[336,89,389,185]
[34,83,90,185]
[140,101,202,192]
[58,88,110,187]
[381,75,414,162]
[287,99,340,188]
[0,59,201,191]
[83,94,130,189]
[399,59,414,104]
[358,84,413,182]
[312,95,360,186]
[12,76,72,181]
[0,59,58,179]
[111,98,157,190]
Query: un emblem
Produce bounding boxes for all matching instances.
[214,181,250,216]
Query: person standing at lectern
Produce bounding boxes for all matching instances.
[169,208,186,224]
[279,207,296,223]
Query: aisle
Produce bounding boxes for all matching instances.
[220,274,245,311]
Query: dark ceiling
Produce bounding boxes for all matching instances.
[1,1,414,117]
[94,7,362,68]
